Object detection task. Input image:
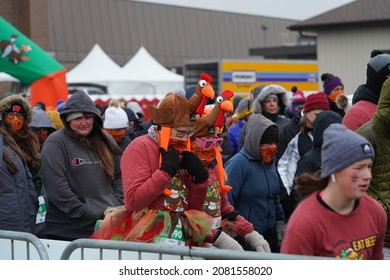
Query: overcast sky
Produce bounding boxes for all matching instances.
[130,0,355,20]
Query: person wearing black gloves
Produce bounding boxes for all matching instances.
[92,91,213,246]
[159,146,181,177]
[180,151,209,183]
[158,147,209,183]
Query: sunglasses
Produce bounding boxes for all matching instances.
[195,137,224,150]
[4,112,25,120]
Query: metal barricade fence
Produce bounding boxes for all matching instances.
[0,230,50,260]
[60,238,331,260]
[0,230,332,260]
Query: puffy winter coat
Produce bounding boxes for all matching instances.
[357,77,390,247]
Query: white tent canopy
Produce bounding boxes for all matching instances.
[108,46,184,99]
[66,44,124,86]
[122,46,183,82]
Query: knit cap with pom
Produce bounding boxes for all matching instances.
[321,73,344,95]
[291,90,306,106]
[366,50,390,94]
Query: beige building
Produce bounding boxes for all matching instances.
[289,0,390,94]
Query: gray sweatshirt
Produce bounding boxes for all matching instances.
[41,91,123,240]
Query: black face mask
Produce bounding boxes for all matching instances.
[262,111,278,123]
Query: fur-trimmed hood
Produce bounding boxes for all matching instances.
[0,94,33,124]
[252,84,290,115]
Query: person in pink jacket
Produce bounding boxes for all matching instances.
[93,90,232,248]
[92,93,211,245]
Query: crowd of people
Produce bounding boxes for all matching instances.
[1,50,390,260]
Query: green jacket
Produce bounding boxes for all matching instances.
[357,77,390,247]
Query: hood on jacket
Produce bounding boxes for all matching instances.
[252,84,290,116]
[30,107,56,131]
[312,111,342,149]
[60,90,102,127]
[352,84,379,105]
[0,94,33,124]
[244,114,278,161]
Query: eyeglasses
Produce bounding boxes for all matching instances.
[175,128,195,138]
[195,137,224,150]
[4,112,25,120]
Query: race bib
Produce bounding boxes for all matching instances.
[158,219,185,246]
[36,196,47,224]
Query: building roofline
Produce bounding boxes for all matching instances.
[289,19,390,32]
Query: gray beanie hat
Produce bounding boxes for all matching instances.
[366,50,390,94]
[321,124,375,178]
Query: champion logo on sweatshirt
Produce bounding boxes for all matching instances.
[71,158,101,166]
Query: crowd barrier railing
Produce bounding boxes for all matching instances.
[60,238,331,260]
[0,230,331,260]
[0,230,50,260]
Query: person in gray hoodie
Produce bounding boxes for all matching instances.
[30,107,57,148]
[225,114,285,252]
[41,91,123,241]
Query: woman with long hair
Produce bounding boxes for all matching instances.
[41,91,123,241]
[0,94,41,194]
[0,125,38,232]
